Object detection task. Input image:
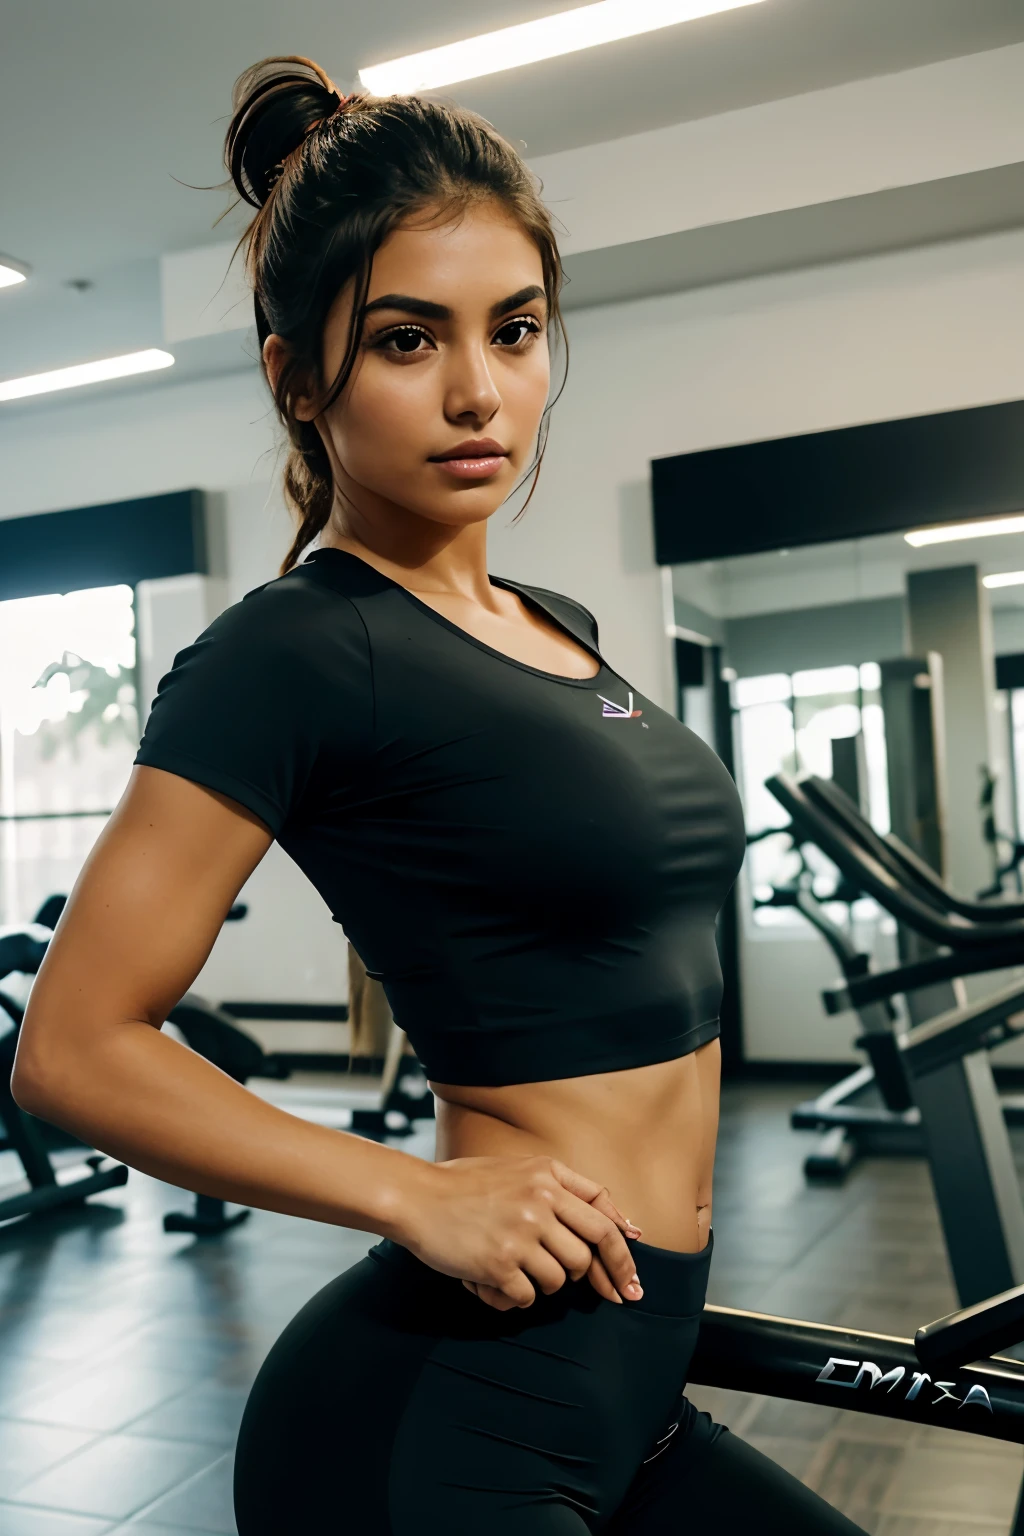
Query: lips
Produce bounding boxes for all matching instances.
[429,439,507,462]
[428,438,509,480]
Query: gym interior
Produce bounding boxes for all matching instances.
[3,3,1024,1532]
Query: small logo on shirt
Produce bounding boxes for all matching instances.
[599,691,642,719]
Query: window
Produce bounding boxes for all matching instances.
[0,585,139,924]
[736,663,889,928]
[1010,690,1024,842]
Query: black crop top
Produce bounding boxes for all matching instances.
[134,547,746,1086]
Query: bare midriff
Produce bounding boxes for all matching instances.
[430,1037,720,1255]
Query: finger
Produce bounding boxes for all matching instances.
[496,1268,538,1309]
[551,1194,643,1301]
[476,1282,523,1312]
[522,1247,571,1297]
[585,1252,623,1304]
[593,1221,643,1301]
[589,1187,642,1238]
[463,1275,531,1310]
[539,1227,596,1284]
[549,1160,641,1237]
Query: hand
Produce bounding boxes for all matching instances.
[398,1154,644,1311]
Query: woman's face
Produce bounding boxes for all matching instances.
[286,200,552,535]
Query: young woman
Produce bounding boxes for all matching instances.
[14,56,866,1534]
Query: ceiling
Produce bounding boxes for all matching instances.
[2,0,1024,391]
[562,162,1024,311]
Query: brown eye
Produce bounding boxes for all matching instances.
[494,317,541,347]
[373,324,433,356]
[390,327,429,353]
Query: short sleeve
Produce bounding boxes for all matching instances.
[134,578,372,837]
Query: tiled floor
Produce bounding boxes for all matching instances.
[0,1079,1021,1533]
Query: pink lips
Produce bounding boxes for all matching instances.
[429,438,508,480]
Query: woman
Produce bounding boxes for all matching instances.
[13,56,865,1534]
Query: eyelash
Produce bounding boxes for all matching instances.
[370,315,543,357]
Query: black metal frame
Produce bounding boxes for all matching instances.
[768,771,1024,1307]
[0,909,276,1236]
[693,1294,1024,1532]
[0,926,129,1223]
[696,960,1024,1532]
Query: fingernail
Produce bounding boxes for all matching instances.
[626,1225,642,1237]
[627,1282,643,1298]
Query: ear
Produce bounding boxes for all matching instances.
[262,334,318,422]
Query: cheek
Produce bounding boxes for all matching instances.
[330,363,431,461]
[503,351,551,426]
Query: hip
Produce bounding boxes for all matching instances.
[234,1231,715,1533]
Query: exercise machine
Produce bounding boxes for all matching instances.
[0,895,289,1235]
[0,922,129,1222]
[750,825,923,1177]
[694,974,1024,1531]
[769,770,1024,1308]
[768,772,1024,1181]
[693,1277,1024,1533]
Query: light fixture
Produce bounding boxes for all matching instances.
[0,348,175,403]
[904,514,1024,548]
[983,571,1024,590]
[0,254,29,289]
[359,0,768,95]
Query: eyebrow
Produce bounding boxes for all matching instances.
[361,284,546,323]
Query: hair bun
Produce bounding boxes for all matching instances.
[226,55,342,208]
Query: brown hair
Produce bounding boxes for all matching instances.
[224,56,568,576]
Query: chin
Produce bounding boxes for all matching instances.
[419,497,507,529]
[417,479,518,524]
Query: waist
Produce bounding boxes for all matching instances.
[432,1044,718,1252]
[405,998,721,1088]
[368,1228,714,1319]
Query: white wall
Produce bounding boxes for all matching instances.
[0,368,276,523]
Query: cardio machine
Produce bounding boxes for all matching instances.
[768,771,1024,1309]
[763,774,1024,1184]
[749,823,925,1177]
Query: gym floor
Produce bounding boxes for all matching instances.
[0,1080,1019,1534]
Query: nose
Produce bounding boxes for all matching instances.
[443,339,501,428]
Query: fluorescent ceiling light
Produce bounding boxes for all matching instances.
[0,348,175,403]
[983,570,1024,590]
[359,0,768,95]
[0,255,29,289]
[904,514,1024,548]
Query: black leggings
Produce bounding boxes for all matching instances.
[234,1232,867,1533]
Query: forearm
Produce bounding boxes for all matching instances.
[13,1018,430,1238]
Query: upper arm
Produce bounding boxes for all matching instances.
[15,767,273,1092]
[17,577,372,1089]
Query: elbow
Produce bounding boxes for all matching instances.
[10,1054,55,1119]
[10,1034,69,1123]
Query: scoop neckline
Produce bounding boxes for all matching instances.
[303,546,610,690]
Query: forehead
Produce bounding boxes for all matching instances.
[368,201,545,304]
